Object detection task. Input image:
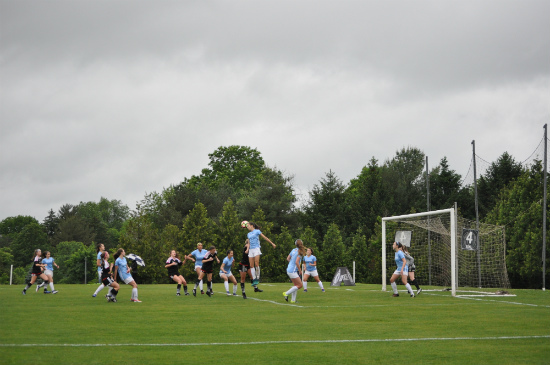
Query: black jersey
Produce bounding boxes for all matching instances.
[201,251,218,272]
[31,256,42,274]
[166,257,182,276]
[239,246,249,267]
[100,259,112,280]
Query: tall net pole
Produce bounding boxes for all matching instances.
[543,124,547,291]
[471,141,482,287]
[426,156,432,286]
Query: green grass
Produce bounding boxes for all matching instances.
[0,283,549,364]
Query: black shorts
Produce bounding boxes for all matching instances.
[170,274,182,281]
[238,264,249,273]
[201,268,213,274]
[102,277,114,286]
[408,265,416,273]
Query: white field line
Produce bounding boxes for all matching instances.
[425,293,550,308]
[247,296,305,308]
[1,335,548,347]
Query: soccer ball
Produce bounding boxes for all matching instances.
[241,220,249,228]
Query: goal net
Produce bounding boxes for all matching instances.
[382,208,510,296]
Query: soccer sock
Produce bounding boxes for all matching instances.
[24,283,32,290]
[94,284,105,295]
[183,285,188,294]
[233,284,237,294]
[255,266,260,280]
[177,284,181,294]
[111,288,118,297]
[303,281,308,290]
[286,286,298,295]
[240,282,246,293]
[49,282,55,291]
[391,281,398,294]
[43,281,49,291]
[291,291,297,302]
[224,281,229,292]
[199,280,203,291]
[132,287,138,300]
[411,279,420,290]
[250,268,256,280]
[318,281,324,290]
[405,283,414,295]
[207,281,212,293]
[37,282,43,289]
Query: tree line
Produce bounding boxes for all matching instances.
[0,145,547,288]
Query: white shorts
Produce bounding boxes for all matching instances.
[248,247,262,258]
[304,269,318,277]
[122,276,135,285]
[393,268,409,276]
[44,270,53,277]
[287,272,299,279]
[195,265,202,270]
[220,271,233,277]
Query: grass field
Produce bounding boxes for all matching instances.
[0,283,549,365]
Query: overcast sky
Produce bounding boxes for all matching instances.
[1,0,549,222]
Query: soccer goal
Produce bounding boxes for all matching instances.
[382,207,510,297]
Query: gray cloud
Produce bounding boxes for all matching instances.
[1,0,549,220]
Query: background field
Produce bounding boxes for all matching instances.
[0,283,549,365]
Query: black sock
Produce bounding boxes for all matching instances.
[208,281,212,292]
[24,283,32,290]
[112,288,118,297]
[240,282,245,293]
[411,279,420,290]
[177,284,181,293]
[183,285,188,293]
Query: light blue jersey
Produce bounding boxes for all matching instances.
[42,257,55,271]
[303,255,317,272]
[97,252,103,273]
[287,248,301,273]
[191,249,206,267]
[115,257,131,281]
[220,256,234,275]
[248,229,262,250]
[395,250,407,270]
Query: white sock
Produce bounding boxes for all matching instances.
[405,283,414,295]
[49,282,55,291]
[291,291,297,302]
[303,281,308,290]
[199,280,203,291]
[37,282,43,288]
[224,281,229,292]
[132,288,138,300]
[233,284,237,294]
[391,282,398,294]
[318,281,324,290]
[94,284,105,295]
[250,268,256,280]
[255,266,260,280]
[286,286,298,295]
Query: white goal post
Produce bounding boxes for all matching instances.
[382,208,457,296]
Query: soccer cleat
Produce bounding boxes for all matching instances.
[233,293,238,296]
[291,300,298,304]
[303,289,308,292]
[283,292,288,302]
[416,288,422,295]
[392,293,399,297]
[176,293,181,296]
[322,289,325,292]
[22,290,26,295]
[206,291,211,297]
[111,298,117,303]
[201,290,205,295]
[226,291,231,296]
[131,298,142,302]
[254,287,263,293]
[192,289,196,297]
[410,293,415,298]
[36,284,41,293]
[185,292,190,296]
[242,293,247,299]
[52,290,58,294]
[92,294,97,297]
[106,296,112,302]
[44,290,51,294]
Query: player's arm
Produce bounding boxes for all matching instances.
[186,254,196,262]
[260,234,276,248]
[287,254,291,262]
[113,263,119,282]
